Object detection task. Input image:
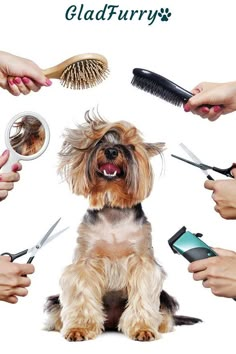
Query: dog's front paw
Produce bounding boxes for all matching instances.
[134,329,156,341]
[64,326,101,341]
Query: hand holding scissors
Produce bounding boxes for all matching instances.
[1,217,68,263]
[171,143,236,180]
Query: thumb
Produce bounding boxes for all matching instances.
[212,247,236,257]
[0,150,9,168]
[204,179,215,191]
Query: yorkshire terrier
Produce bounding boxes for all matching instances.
[44,112,201,341]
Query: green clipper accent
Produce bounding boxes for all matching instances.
[173,231,212,255]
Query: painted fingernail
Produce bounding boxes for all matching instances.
[8,79,15,85]
[184,104,190,112]
[12,163,20,172]
[2,149,8,156]
[22,77,30,84]
[213,105,221,113]
[201,106,210,113]
[13,77,21,85]
[45,79,52,86]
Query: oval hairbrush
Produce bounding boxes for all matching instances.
[43,53,109,89]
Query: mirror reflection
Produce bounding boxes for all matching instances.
[9,115,46,156]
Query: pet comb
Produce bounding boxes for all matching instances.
[43,53,109,89]
[131,68,195,107]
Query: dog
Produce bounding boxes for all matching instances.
[44,112,201,341]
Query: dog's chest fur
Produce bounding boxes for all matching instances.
[77,204,152,259]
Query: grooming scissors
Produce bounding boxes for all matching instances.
[171,143,236,180]
[1,218,68,263]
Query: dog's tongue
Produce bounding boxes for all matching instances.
[99,163,121,174]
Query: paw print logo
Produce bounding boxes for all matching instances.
[158,8,172,22]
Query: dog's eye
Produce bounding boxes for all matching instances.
[95,139,103,147]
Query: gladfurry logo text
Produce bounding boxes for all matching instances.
[65,4,172,25]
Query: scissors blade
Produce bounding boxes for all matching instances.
[179,143,214,180]
[29,218,62,259]
[27,226,69,254]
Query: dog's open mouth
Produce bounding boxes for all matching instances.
[99,163,122,179]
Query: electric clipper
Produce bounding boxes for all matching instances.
[168,226,217,262]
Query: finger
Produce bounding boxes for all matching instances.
[11,163,22,173]
[188,259,208,273]
[192,270,208,281]
[212,247,236,257]
[230,167,236,178]
[12,287,28,297]
[0,190,8,201]
[0,150,10,168]
[5,296,18,304]
[0,182,14,192]
[22,77,41,92]
[0,255,11,262]
[16,263,35,276]
[17,276,31,288]
[204,180,215,190]
[7,78,21,96]
[12,77,30,95]
[202,279,211,288]
[0,172,20,182]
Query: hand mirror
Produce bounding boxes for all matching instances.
[1,111,50,173]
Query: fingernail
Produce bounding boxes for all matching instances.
[2,149,8,156]
[22,77,30,84]
[201,107,210,113]
[13,77,21,85]
[213,105,221,113]
[184,104,190,112]
[45,79,52,87]
[8,79,15,85]
[12,163,20,172]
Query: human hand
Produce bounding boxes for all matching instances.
[0,150,22,201]
[188,248,236,298]
[0,256,34,303]
[183,81,236,121]
[204,167,236,219]
[0,51,52,96]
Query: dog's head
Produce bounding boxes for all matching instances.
[59,112,165,209]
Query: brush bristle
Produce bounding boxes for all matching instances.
[60,59,109,89]
[131,75,184,107]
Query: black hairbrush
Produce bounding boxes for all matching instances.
[131,68,194,107]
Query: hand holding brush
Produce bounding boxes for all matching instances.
[5,52,109,95]
[131,68,222,114]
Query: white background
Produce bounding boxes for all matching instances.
[0,1,236,353]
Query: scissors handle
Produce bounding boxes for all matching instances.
[1,249,28,262]
[212,165,235,178]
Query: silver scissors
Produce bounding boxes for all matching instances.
[1,218,68,263]
[171,143,236,180]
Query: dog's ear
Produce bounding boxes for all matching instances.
[143,142,166,157]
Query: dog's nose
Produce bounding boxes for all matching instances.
[105,147,118,160]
